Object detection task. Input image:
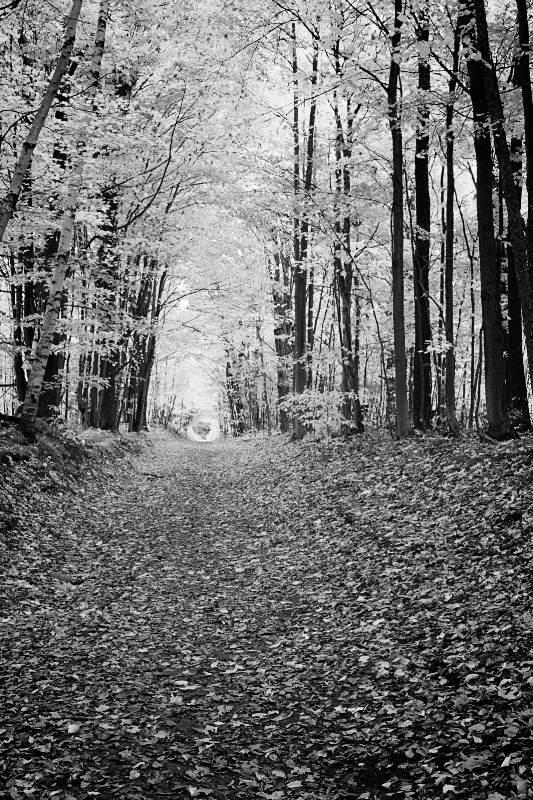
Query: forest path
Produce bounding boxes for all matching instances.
[3,432,533,800]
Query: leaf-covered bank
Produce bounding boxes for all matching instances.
[1,432,533,800]
[0,427,149,578]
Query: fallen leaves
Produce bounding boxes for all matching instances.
[2,431,533,798]
[67,723,81,734]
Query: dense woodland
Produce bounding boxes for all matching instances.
[1,0,533,439]
[4,3,533,797]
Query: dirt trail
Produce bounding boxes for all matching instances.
[2,436,342,799]
[2,432,533,800]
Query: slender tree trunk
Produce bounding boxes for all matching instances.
[291,23,305,438]
[469,262,477,431]
[507,245,529,422]
[307,265,314,389]
[413,4,432,430]
[508,0,533,426]
[437,167,445,425]
[333,79,363,434]
[461,0,510,438]
[271,246,293,431]
[293,30,318,438]
[10,255,27,403]
[502,134,529,425]
[37,231,66,418]
[388,0,409,437]
[474,327,483,429]
[516,0,533,264]
[444,23,460,433]
[88,350,100,428]
[20,1,109,433]
[226,357,246,435]
[94,179,121,429]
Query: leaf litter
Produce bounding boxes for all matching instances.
[1,430,533,799]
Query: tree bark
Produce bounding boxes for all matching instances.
[271,245,293,432]
[92,179,121,430]
[132,335,155,432]
[444,24,460,433]
[508,0,533,426]
[502,133,529,425]
[292,29,318,439]
[413,4,432,430]
[516,0,533,264]
[388,0,409,437]
[472,0,533,411]
[333,83,363,434]
[10,255,27,404]
[123,268,166,433]
[291,23,305,438]
[307,264,314,389]
[0,0,83,244]
[461,0,510,438]
[226,357,246,435]
[507,244,529,422]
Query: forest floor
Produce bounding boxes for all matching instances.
[2,429,533,800]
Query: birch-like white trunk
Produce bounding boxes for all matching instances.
[0,0,83,244]
[21,0,109,430]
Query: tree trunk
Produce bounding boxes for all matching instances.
[291,24,305,438]
[37,332,65,417]
[444,24,460,433]
[292,30,318,439]
[516,0,533,265]
[132,336,155,432]
[98,359,120,430]
[306,265,314,389]
[461,0,510,438]
[126,269,166,433]
[11,265,27,404]
[472,0,533,408]
[333,82,363,434]
[501,134,529,425]
[89,350,101,428]
[20,0,109,433]
[413,5,432,430]
[271,246,293,432]
[226,358,246,435]
[0,0,83,244]
[507,245,530,423]
[508,0,533,426]
[388,0,409,437]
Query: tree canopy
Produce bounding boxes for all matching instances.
[0,0,532,439]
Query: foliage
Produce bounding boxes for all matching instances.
[279,389,362,436]
[0,0,530,436]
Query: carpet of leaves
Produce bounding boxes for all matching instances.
[1,430,533,800]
